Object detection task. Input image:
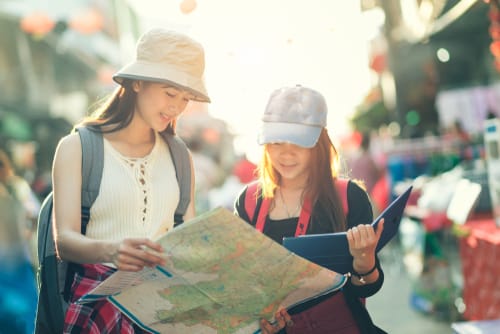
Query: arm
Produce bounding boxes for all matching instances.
[183,153,196,221]
[53,133,166,271]
[345,181,384,296]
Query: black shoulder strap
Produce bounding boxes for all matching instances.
[76,126,104,234]
[244,181,264,226]
[160,132,191,224]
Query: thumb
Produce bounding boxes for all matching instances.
[375,218,384,240]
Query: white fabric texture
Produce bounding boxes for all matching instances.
[86,132,179,245]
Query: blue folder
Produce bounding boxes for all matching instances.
[282,185,413,274]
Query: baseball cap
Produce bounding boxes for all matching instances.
[113,28,210,103]
[257,85,327,148]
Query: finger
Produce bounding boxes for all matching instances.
[141,248,167,266]
[142,239,165,253]
[357,224,373,244]
[349,226,358,242]
[279,309,294,327]
[123,240,167,266]
[375,218,385,240]
[346,228,354,244]
[274,310,286,329]
[260,319,275,334]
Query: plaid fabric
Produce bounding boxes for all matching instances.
[64,264,150,334]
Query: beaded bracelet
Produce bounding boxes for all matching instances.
[351,263,377,284]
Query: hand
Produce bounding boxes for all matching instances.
[260,309,293,334]
[110,238,167,271]
[346,219,384,273]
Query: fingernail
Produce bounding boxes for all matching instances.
[286,320,294,327]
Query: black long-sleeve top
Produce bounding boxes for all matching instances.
[234,180,385,334]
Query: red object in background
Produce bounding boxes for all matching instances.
[489,3,500,71]
[69,8,104,34]
[489,23,500,39]
[370,172,389,213]
[459,218,500,321]
[490,41,500,57]
[369,53,386,74]
[20,11,55,36]
[232,158,257,184]
[489,5,500,21]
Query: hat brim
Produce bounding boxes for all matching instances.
[257,122,322,148]
[113,61,210,103]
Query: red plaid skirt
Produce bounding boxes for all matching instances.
[64,264,150,334]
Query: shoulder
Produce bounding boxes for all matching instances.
[55,133,81,158]
[52,133,83,182]
[347,179,368,197]
[233,182,258,221]
[346,178,373,226]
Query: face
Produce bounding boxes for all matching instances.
[266,143,312,184]
[133,82,196,131]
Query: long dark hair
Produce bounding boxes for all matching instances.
[75,79,176,135]
[258,129,346,232]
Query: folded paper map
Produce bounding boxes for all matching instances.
[78,208,348,334]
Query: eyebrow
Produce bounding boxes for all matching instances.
[162,86,196,99]
[162,85,180,90]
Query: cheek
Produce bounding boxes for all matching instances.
[266,149,280,162]
[138,93,168,112]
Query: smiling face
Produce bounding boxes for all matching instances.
[133,81,196,132]
[265,142,312,186]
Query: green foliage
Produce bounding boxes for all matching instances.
[350,100,392,133]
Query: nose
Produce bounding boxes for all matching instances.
[278,143,297,154]
[169,99,187,116]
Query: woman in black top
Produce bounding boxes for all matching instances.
[234,85,386,334]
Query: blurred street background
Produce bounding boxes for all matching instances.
[2,0,500,333]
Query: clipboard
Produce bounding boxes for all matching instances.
[282,185,413,274]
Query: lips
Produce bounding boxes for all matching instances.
[160,113,171,122]
[280,162,298,168]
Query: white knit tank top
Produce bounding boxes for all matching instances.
[86,132,180,244]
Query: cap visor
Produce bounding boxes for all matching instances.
[257,122,322,148]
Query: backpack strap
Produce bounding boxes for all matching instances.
[244,181,271,231]
[37,128,102,265]
[161,132,191,225]
[244,181,260,223]
[76,127,104,234]
[336,178,349,217]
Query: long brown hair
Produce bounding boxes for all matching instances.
[75,79,176,135]
[257,128,346,232]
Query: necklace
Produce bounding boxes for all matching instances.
[279,187,302,218]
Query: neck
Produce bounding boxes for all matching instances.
[280,177,308,192]
[113,120,155,145]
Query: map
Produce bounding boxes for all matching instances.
[78,208,348,334]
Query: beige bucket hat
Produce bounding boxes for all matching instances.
[113,28,210,103]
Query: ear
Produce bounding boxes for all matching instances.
[132,80,142,92]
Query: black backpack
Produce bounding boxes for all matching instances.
[34,127,192,334]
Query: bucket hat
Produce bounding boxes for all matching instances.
[113,28,210,102]
[257,85,327,148]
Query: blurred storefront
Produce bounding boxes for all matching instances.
[0,0,140,193]
[355,0,500,326]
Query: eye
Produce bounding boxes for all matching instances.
[166,92,176,98]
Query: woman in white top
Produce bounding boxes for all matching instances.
[52,28,210,333]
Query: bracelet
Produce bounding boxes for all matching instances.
[351,263,377,285]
